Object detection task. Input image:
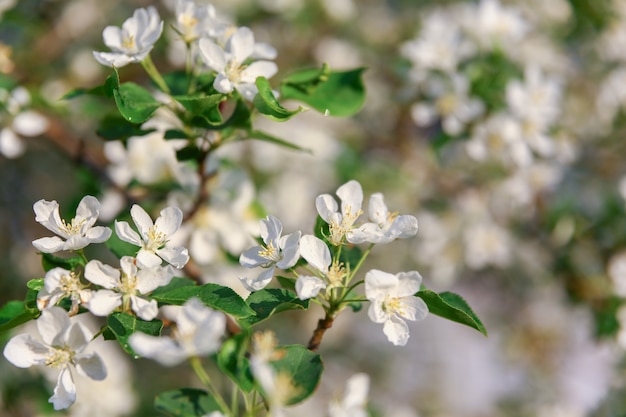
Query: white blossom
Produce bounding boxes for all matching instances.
[316,180,367,246]
[328,373,370,417]
[93,6,163,67]
[349,193,418,244]
[239,215,300,291]
[85,257,174,321]
[37,267,92,314]
[129,297,226,366]
[198,26,278,100]
[174,0,225,43]
[365,269,428,346]
[3,307,106,410]
[115,204,189,269]
[32,195,112,253]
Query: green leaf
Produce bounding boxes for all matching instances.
[269,344,323,405]
[106,312,163,356]
[0,300,40,334]
[217,333,255,392]
[151,283,255,319]
[243,289,309,326]
[105,68,160,123]
[96,114,155,141]
[416,290,487,336]
[176,145,203,161]
[254,76,304,121]
[276,276,296,292]
[280,66,366,117]
[114,82,161,123]
[154,388,222,417]
[174,93,224,124]
[41,253,85,272]
[106,227,138,259]
[244,130,311,153]
[26,278,44,291]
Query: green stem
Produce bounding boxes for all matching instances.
[75,249,89,265]
[141,54,170,94]
[348,243,374,281]
[189,356,231,415]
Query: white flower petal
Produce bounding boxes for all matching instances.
[3,334,49,368]
[367,193,388,225]
[240,267,275,292]
[49,367,76,410]
[130,204,154,239]
[92,51,133,68]
[37,307,70,346]
[364,269,398,301]
[383,316,410,346]
[295,276,326,300]
[299,235,331,273]
[240,61,278,82]
[136,249,163,269]
[315,194,338,223]
[131,296,159,321]
[240,245,269,268]
[75,353,107,381]
[84,225,112,243]
[395,271,423,297]
[84,260,120,289]
[367,298,388,324]
[155,206,183,236]
[276,231,301,269]
[398,296,429,322]
[87,290,122,317]
[157,246,189,268]
[136,265,174,294]
[129,332,186,366]
[337,180,363,218]
[198,38,227,73]
[114,220,142,246]
[64,322,91,352]
[261,215,282,244]
[32,236,66,253]
[214,73,234,94]
[228,26,255,64]
[0,128,25,158]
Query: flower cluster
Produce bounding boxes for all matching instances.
[240,179,426,346]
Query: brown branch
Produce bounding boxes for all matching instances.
[307,311,335,351]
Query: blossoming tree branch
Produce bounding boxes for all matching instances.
[0,2,485,416]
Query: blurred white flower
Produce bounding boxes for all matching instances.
[93,6,164,67]
[0,86,48,158]
[411,74,484,136]
[463,221,512,270]
[85,257,174,321]
[365,269,428,346]
[32,195,112,253]
[115,204,189,269]
[198,26,278,100]
[460,0,528,50]
[608,251,626,297]
[239,215,301,291]
[129,297,226,366]
[174,0,220,43]
[3,307,106,410]
[400,11,474,78]
[328,373,370,417]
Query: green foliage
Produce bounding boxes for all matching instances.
[154,388,222,417]
[254,76,304,121]
[104,68,161,123]
[268,344,323,405]
[243,289,310,326]
[150,282,255,319]
[217,333,255,392]
[0,300,40,334]
[280,65,366,117]
[96,114,156,141]
[416,290,488,336]
[245,130,311,152]
[106,312,163,357]
[174,93,224,125]
[40,253,85,272]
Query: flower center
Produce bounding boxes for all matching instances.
[119,271,138,296]
[436,94,459,116]
[328,206,363,245]
[45,347,73,369]
[259,241,282,263]
[326,260,347,289]
[122,34,136,51]
[382,296,405,316]
[60,218,86,236]
[146,225,167,252]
